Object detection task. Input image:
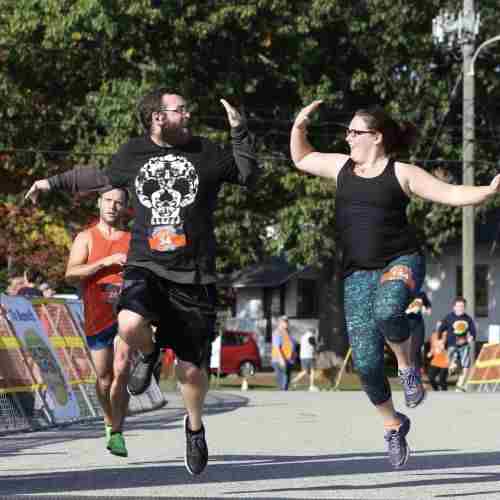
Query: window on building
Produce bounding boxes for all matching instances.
[456,265,489,317]
[297,279,318,318]
[264,287,285,341]
[264,287,285,317]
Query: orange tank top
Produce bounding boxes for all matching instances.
[82,225,131,337]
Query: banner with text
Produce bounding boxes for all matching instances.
[1,295,80,421]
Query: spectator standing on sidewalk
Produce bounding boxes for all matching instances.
[438,297,476,392]
[271,316,297,391]
[291,329,319,391]
[426,322,449,391]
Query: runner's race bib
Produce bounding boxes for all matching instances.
[99,283,122,305]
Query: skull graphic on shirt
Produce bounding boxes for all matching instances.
[135,154,199,225]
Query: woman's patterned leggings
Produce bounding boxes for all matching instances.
[344,253,425,406]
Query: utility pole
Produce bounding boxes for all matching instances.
[463,0,476,318]
[432,1,480,318]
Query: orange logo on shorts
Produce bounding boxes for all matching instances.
[148,228,187,252]
[380,265,416,291]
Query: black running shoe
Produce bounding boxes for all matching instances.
[384,412,411,469]
[399,367,426,408]
[127,343,161,396]
[184,415,208,475]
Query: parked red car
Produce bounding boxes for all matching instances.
[211,330,262,377]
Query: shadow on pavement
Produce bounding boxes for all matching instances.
[1,449,500,497]
[435,490,500,498]
[0,392,249,458]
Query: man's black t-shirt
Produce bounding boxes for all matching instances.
[49,125,259,284]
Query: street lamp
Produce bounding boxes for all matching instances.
[433,13,500,320]
[432,2,481,319]
[467,34,500,75]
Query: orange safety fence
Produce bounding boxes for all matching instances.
[466,343,500,390]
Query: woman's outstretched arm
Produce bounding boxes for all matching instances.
[399,162,500,206]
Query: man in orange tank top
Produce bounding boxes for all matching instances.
[65,188,132,457]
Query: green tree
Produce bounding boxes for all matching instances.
[1,0,500,360]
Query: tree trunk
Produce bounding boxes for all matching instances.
[316,258,349,371]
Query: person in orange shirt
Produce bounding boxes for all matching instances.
[426,322,449,391]
[65,188,132,457]
[271,316,297,390]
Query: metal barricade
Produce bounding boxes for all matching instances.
[0,295,166,433]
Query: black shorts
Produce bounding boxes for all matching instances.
[117,267,217,368]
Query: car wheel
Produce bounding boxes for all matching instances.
[239,361,256,377]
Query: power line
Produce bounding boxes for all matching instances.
[0,147,497,167]
[0,113,350,125]
[3,111,500,132]
[425,71,463,160]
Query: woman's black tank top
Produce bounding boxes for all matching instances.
[335,158,420,277]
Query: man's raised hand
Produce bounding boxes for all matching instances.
[24,179,50,204]
[489,174,500,195]
[220,99,244,128]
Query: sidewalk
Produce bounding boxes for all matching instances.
[0,390,499,499]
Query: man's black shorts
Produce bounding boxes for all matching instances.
[117,267,217,368]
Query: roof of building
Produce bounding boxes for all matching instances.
[219,256,310,288]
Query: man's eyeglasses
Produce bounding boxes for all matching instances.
[158,105,192,115]
[346,128,376,138]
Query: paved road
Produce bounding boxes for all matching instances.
[1,389,500,499]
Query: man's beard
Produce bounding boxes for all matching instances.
[160,124,191,145]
